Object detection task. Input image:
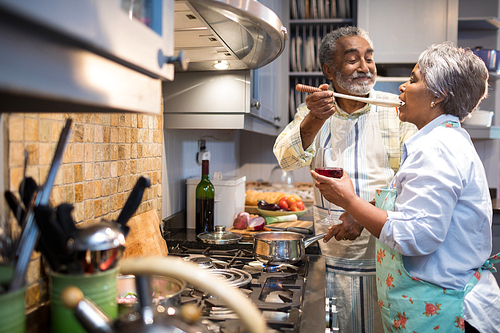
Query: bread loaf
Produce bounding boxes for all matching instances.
[245,190,302,206]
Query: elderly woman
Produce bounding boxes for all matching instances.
[311,42,500,332]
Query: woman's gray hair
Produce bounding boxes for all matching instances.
[319,26,373,73]
[418,42,489,120]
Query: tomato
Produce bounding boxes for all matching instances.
[296,200,305,211]
[286,197,298,211]
[278,197,289,210]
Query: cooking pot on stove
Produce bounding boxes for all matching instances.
[253,231,327,264]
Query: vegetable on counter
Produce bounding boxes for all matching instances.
[264,215,298,225]
[257,200,280,211]
[233,212,250,229]
[248,216,265,230]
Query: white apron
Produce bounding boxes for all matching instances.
[312,104,394,333]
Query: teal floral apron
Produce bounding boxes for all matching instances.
[374,120,500,332]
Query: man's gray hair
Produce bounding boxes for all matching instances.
[418,42,489,120]
[319,26,373,74]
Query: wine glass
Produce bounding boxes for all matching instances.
[314,147,343,226]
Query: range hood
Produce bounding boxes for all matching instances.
[174,0,287,71]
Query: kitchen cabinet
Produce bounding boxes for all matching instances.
[0,0,175,114]
[288,0,356,121]
[457,0,500,193]
[163,0,289,136]
[357,0,458,64]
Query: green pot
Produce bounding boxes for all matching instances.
[49,267,118,333]
[0,266,25,333]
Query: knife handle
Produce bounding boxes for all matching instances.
[116,176,151,229]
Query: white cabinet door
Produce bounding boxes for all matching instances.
[357,0,458,64]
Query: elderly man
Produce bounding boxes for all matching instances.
[273,26,417,332]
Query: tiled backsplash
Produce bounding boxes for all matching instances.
[5,112,163,324]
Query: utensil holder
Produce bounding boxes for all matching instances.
[49,267,118,333]
[0,288,26,333]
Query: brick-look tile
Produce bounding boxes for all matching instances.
[51,186,63,207]
[94,180,102,198]
[110,161,118,178]
[137,144,143,158]
[95,144,104,162]
[38,143,52,165]
[124,160,131,176]
[84,182,93,200]
[62,143,73,164]
[84,124,94,142]
[102,179,110,196]
[102,114,111,126]
[63,164,74,184]
[102,162,111,178]
[110,114,118,127]
[75,183,83,202]
[94,199,102,217]
[24,118,39,141]
[74,163,83,182]
[110,194,118,211]
[95,114,103,125]
[117,192,126,209]
[9,142,24,167]
[111,144,118,161]
[25,283,40,308]
[131,114,138,128]
[84,114,93,124]
[131,160,137,174]
[118,176,126,192]
[73,114,85,123]
[74,202,84,222]
[9,116,24,141]
[38,119,51,142]
[95,125,103,143]
[84,162,93,181]
[118,161,124,176]
[119,127,126,143]
[131,128,138,144]
[103,127,111,143]
[51,121,63,142]
[125,128,132,143]
[73,124,84,143]
[84,200,94,219]
[64,184,75,203]
[25,142,38,166]
[53,166,64,186]
[84,143,94,162]
[137,114,143,128]
[94,162,102,180]
[26,258,40,285]
[102,196,110,215]
[131,144,138,159]
[74,144,84,163]
[103,145,111,161]
[10,167,23,191]
[110,128,118,143]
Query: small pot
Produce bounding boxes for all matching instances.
[253,231,327,264]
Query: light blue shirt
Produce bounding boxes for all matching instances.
[380,114,493,290]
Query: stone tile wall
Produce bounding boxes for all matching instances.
[5,112,163,324]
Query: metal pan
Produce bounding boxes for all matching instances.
[252,231,327,265]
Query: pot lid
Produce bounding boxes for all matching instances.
[197,225,242,244]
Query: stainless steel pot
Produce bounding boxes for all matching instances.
[253,231,327,264]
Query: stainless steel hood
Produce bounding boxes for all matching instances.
[175,0,287,71]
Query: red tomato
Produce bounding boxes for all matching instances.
[278,197,289,210]
[296,200,305,211]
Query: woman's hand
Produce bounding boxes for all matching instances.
[310,169,357,209]
[323,211,364,242]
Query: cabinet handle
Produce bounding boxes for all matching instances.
[274,116,281,122]
[160,50,190,71]
[251,101,261,110]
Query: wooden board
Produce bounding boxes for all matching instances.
[122,210,169,258]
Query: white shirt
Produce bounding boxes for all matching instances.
[379,114,500,331]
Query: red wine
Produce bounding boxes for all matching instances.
[315,167,343,178]
[196,198,214,234]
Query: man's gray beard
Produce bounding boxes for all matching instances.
[334,70,376,96]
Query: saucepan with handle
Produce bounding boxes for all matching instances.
[253,231,327,265]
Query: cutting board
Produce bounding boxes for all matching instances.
[122,210,169,258]
[228,220,313,242]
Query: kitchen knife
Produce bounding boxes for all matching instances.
[115,176,151,235]
[267,226,313,234]
[56,203,78,237]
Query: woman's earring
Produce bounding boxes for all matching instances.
[430,101,435,108]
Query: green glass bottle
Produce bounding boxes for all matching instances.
[195,160,215,234]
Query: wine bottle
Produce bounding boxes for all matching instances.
[195,160,215,234]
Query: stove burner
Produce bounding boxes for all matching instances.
[186,256,213,269]
[208,268,253,287]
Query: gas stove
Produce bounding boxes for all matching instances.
[168,245,337,332]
